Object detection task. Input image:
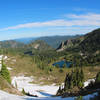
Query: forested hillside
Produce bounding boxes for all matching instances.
[56,28,100,67]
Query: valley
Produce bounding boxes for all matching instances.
[0,0,100,99]
[0,28,100,100]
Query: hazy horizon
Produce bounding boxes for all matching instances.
[0,34,83,42]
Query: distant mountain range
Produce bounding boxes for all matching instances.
[0,35,81,50]
[0,28,100,54]
[14,35,81,48]
[0,40,25,48]
[14,37,37,44]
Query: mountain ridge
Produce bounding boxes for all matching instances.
[14,35,82,48]
[57,28,100,54]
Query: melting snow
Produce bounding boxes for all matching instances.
[3,56,8,60]
[0,90,98,100]
[0,89,75,100]
[11,76,59,97]
[11,76,97,98]
[0,55,12,71]
[7,67,12,70]
[84,79,95,87]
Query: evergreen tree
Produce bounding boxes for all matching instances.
[64,68,84,90]
[57,86,62,95]
[80,68,84,83]
[95,72,100,83]
[64,73,70,90]
[0,60,11,84]
[57,68,84,95]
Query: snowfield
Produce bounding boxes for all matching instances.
[0,90,98,100]
[10,75,98,100]
[0,90,75,100]
[11,75,96,97]
[11,76,59,97]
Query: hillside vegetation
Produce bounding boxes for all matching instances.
[0,75,22,95]
[57,28,100,67]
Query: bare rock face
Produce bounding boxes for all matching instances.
[56,41,65,52]
[34,44,40,49]
[56,39,74,52]
[28,40,53,51]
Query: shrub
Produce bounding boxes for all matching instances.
[59,69,63,73]
[78,81,83,89]
[22,88,26,95]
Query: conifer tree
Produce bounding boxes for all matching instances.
[80,68,84,83]
[0,60,11,84]
[64,68,84,91]
[95,72,100,83]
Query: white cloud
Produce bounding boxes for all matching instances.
[0,20,71,31]
[0,13,100,31]
[67,13,100,21]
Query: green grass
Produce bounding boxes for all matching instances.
[0,75,11,90]
[0,75,23,95]
[4,54,100,85]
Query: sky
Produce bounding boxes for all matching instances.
[0,0,100,41]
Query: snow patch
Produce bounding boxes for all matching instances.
[0,55,3,60]
[11,76,59,97]
[0,55,9,71]
[84,79,95,88]
[12,59,16,62]
[7,67,12,70]
[0,90,75,100]
[3,56,8,60]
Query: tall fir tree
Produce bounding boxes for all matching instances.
[0,60,11,84]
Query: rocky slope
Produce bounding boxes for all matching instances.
[57,28,100,54]
[26,40,54,51]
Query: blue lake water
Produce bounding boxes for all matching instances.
[53,60,72,68]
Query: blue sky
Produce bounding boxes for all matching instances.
[0,0,100,40]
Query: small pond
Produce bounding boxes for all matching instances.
[52,60,72,68]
